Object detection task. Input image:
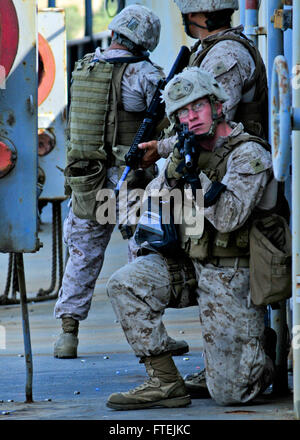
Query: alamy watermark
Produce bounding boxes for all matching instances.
[95,183,204,237]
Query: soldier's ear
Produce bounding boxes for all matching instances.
[215,101,223,117]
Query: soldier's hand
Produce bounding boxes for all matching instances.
[138,140,160,168]
[166,142,186,180]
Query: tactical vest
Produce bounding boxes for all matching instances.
[67,53,146,166]
[189,33,269,139]
[179,132,271,261]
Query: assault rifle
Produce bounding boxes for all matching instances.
[115,45,191,196]
[176,123,227,206]
[177,123,196,168]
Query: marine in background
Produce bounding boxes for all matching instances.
[53,4,188,359]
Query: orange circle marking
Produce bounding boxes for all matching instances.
[38,32,56,106]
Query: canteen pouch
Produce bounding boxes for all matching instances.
[65,160,106,221]
[249,214,292,306]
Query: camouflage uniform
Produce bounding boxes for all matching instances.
[107,123,274,405]
[54,48,163,321]
[157,26,258,159]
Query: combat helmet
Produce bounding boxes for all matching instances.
[108,5,161,52]
[174,0,239,13]
[162,67,228,137]
[163,67,228,118]
[174,0,238,36]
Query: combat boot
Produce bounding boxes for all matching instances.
[166,336,189,356]
[184,327,278,398]
[106,352,191,410]
[184,368,211,398]
[54,317,79,359]
[259,326,277,394]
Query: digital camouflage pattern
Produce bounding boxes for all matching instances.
[54,207,115,320]
[162,67,228,119]
[95,48,164,112]
[54,168,118,321]
[157,26,256,158]
[107,252,270,405]
[195,26,257,121]
[107,125,274,405]
[174,0,239,13]
[108,4,161,52]
[55,39,163,321]
[197,123,272,233]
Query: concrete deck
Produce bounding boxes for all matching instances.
[0,206,296,423]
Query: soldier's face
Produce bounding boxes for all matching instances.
[177,98,213,135]
[187,13,209,39]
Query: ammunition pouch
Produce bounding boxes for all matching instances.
[165,255,198,308]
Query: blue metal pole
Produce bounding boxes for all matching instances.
[284,6,293,74]
[85,0,93,38]
[48,0,56,7]
[245,0,259,46]
[267,0,288,396]
[283,7,293,319]
[239,0,246,27]
[292,0,300,420]
[283,9,293,210]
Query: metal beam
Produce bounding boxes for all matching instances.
[245,0,259,46]
[85,0,93,38]
[292,0,300,420]
[239,0,246,27]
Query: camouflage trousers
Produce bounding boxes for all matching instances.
[54,167,139,321]
[107,252,269,405]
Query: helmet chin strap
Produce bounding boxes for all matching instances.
[182,13,224,38]
[182,14,208,38]
[201,96,224,139]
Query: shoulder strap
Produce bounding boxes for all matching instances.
[104,54,151,64]
[232,133,271,152]
[204,132,271,181]
[191,34,262,94]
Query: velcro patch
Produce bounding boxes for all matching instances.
[213,61,228,76]
[250,158,265,173]
[127,17,139,31]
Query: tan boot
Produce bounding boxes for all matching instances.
[107,352,191,410]
[166,336,189,356]
[54,317,79,359]
[184,368,211,398]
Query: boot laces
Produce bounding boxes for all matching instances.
[128,378,158,395]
